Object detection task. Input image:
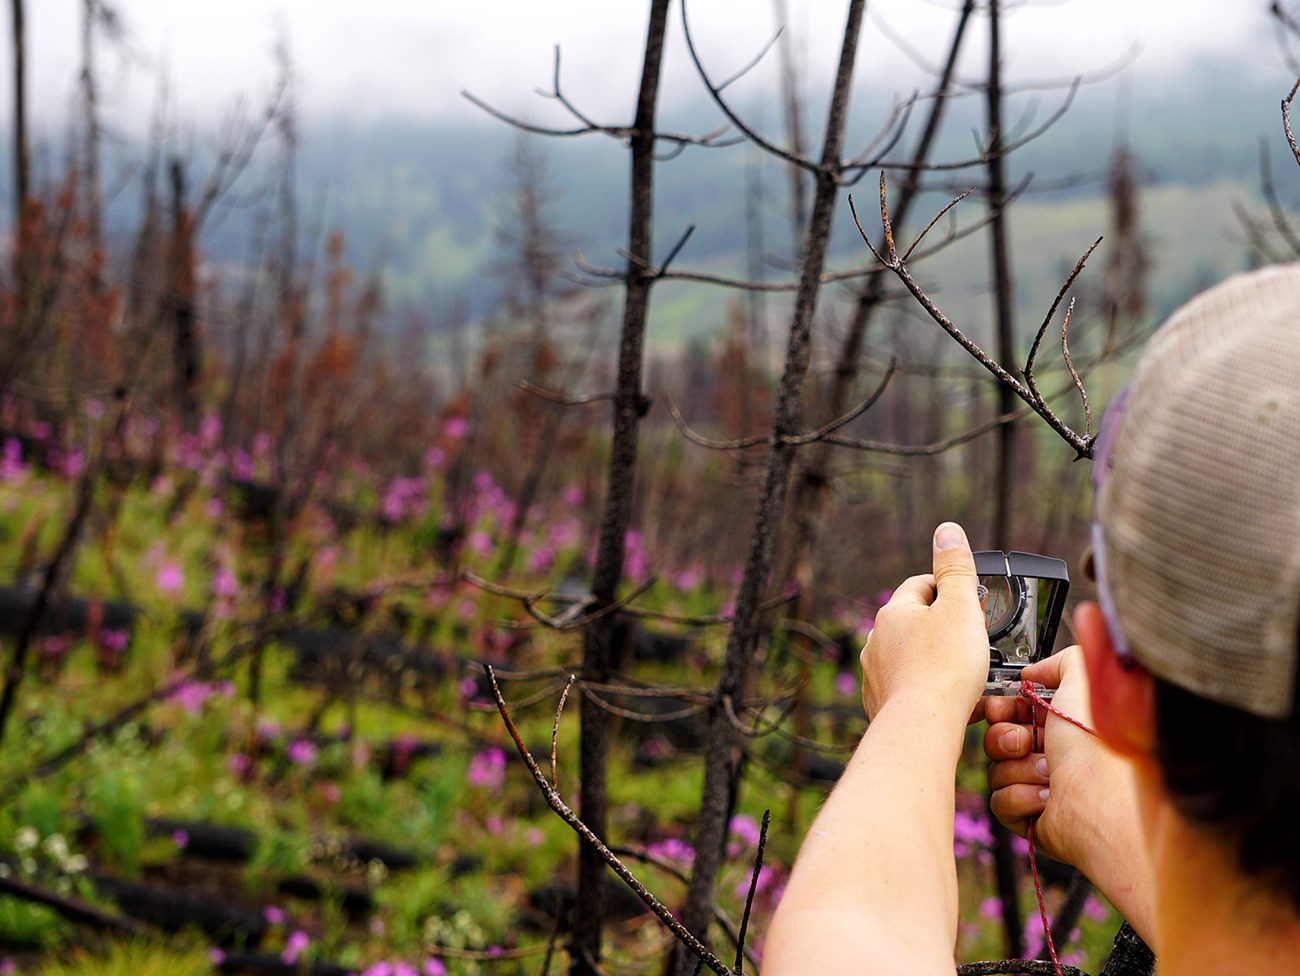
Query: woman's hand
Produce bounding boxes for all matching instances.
[861,522,989,722]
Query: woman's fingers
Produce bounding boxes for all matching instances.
[983,720,1050,760]
[987,754,1049,791]
[989,780,1049,834]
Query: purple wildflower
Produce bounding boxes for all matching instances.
[169,680,214,715]
[282,930,310,964]
[286,739,318,766]
[728,814,762,852]
[156,562,184,597]
[467,748,506,791]
[647,837,695,869]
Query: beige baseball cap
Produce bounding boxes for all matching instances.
[1097,263,1300,718]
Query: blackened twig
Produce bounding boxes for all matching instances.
[552,675,576,789]
[734,810,771,975]
[485,666,734,976]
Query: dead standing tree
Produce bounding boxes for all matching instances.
[670,2,871,969]
[463,1,730,969]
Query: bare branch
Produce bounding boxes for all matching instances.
[780,361,896,445]
[845,89,920,169]
[956,962,1088,976]
[1060,299,1091,438]
[1023,237,1102,406]
[485,667,734,976]
[552,675,576,789]
[734,810,771,975]
[680,0,818,173]
[658,224,697,277]
[862,78,1081,175]
[461,571,658,631]
[849,182,1097,458]
[715,29,783,93]
[1283,75,1300,168]
[902,186,975,262]
[462,90,600,138]
[664,394,769,451]
[823,407,1022,456]
[516,380,617,406]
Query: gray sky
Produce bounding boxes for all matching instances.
[15,1,1285,134]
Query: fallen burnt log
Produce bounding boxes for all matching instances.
[0,872,156,939]
[520,876,651,933]
[146,818,257,862]
[90,874,268,948]
[0,585,459,693]
[215,951,356,976]
[276,874,372,920]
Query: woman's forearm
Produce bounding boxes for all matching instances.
[763,693,968,974]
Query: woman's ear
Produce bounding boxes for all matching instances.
[1073,602,1156,758]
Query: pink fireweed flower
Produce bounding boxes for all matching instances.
[467,747,506,791]
[423,959,447,976]
[671,566,701,591]
[560,484,584,507]
[468,530,492,557]
[646,837,695,869]
[953,809,993,858]
[282,929,310,964]
[228,753,253,777]
[728,814,762,853]
[172,830,189,848]
[156,562,184,597]
[169,680,214,715]
[211,565,239,598]
[623,529,648,579]
[208,948,226,966]
[836,671,858,698]
[979,896,1002,921]
[526,545,555,574]
[443,416,467,440]
[286,739,318,766]
[733,864,780,900]
[263,905,286,925]
[548,517,580,549]
[0,438,26,481]
[98,628,128,654]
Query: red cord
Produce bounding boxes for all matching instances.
[1027,819,1063,973]
[1019,679,1097,737]
[1016,680,1099,976]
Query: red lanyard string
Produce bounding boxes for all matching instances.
[1017,680,1099,975]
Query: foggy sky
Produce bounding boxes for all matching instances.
[10,0,1285,137]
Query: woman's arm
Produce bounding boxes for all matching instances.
[763,523,990,975]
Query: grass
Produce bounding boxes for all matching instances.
[0,424,1122,974]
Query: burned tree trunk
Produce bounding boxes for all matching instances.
[672,3,866,971]
[573,2,670,973]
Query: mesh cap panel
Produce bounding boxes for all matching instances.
[1099,263,1300,718]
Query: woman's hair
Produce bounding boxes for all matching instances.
[1153,661,1300,914]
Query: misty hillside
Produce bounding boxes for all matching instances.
[8,56,1298,351]
[289,61,1300,344]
